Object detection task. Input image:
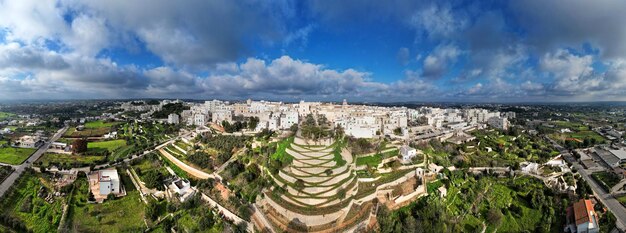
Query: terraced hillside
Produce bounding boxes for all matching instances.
[273,136,357,208]
[262,135,374,231]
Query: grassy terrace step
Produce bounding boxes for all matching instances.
[269,178,359,212]
[280,165,351,182]
[287,149,335,161]
[283,176,358,199]
[292,139,338,150]
[292,158,336,168]
[354,168,414,199]
[279,193,340,208]
[287,163,350,177]
[174,140,191,151]
[289,154,334,161]
[288,144,333,153]
[292,143,328,149]
[164,146,185,158]
[288,151,335,162]
[277,170,356,190]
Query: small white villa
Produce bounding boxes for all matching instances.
[168,178,195,202]
[88,169,126,202]
[400,145,417,163]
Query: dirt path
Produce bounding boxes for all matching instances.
[158,148,214,179]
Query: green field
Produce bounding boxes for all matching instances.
[84,120,120,129]
[270,136,294,164]
[356,155,382,167]
[68,174,147,232]
[546,120,605,148]
[88,139,127,152]
[553,121,589,131]
[64,127,112,137]
[568,131,605,142]
[0,112,16,120]
[355,149,401,167]
[0,172,63,232]
[36,153,105,167]
[0,147,36,165]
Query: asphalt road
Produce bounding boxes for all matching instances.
[0,126,68,198]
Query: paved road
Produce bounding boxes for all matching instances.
[0,126,68,198]
[547,137,626,230]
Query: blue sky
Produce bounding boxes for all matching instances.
[1,0,626,102]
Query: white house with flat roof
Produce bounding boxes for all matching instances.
[280,111,299,129]
[168,178,195,202]
[88,168,124,202]
[400,145,417,163]
[98,169,121,195]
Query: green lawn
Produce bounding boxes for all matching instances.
[356,154,382,167]
[271,136,294,164]
[0,172,63,232]
[68,175,147,232]
[36,153,105,167]
[553,121,589,131]
[0,112,16,120]
[0,147,36,165]
[591,171,622,192]
[569,131,605,141]
[88,139,127,152]
[84,120,120,129]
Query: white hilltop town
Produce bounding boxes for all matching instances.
[122,98,512,140]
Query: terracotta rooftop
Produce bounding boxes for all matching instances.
[573,199,594,226]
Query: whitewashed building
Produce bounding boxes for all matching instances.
[90,169,121,196]
[400,145,417,163]
[168,113,180,124]
[280,112,299,129]
[194,114,207,126]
